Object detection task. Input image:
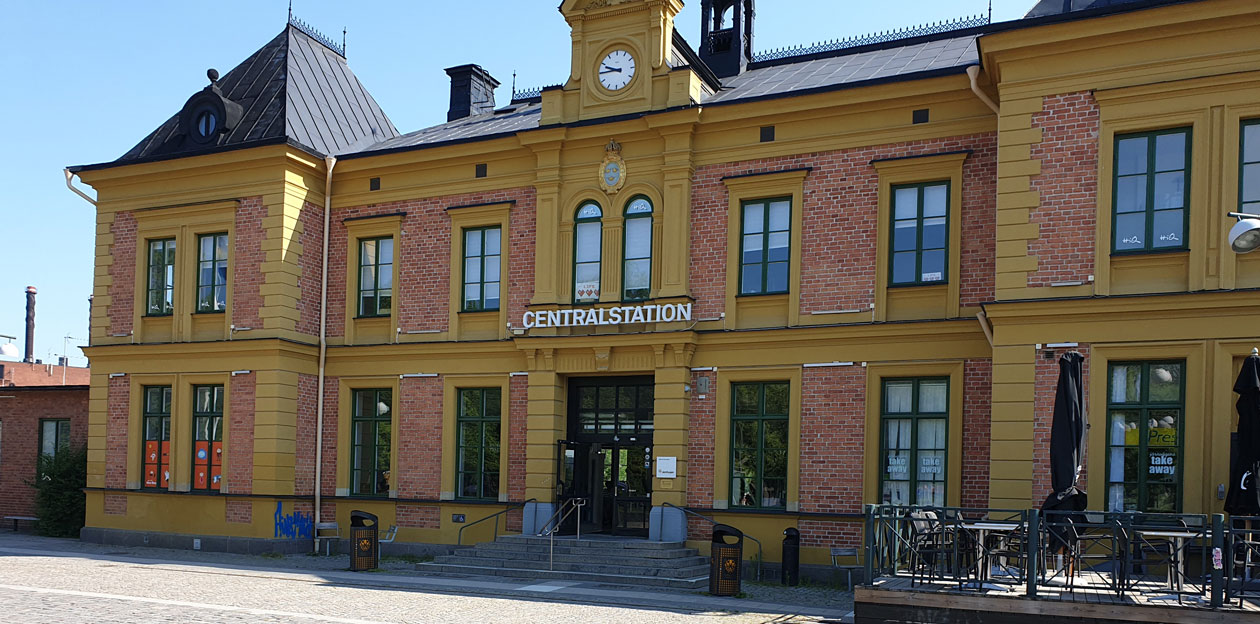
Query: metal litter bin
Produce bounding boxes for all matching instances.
[709,524,743,596]
[781,527,800,586]
[349,510,379,571]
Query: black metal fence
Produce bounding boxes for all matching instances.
[863,505,1258,609]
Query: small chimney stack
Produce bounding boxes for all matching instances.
[24,286,36,364]
[445,64,500,122]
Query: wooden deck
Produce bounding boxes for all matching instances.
[855,573,1260,623]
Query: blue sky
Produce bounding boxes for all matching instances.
[0,0,1031,366]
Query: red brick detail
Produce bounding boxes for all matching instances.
[295,374,336,497]
[108,211,137,336]
[0,388,88,518]
[689,133,997,318]
[506,375,528,531]
[397,376,442,498]
[106,377,130,489]
[297,200,325,336]
[327,188,536,338]
[799,366,866,515]
[800,519,863,549]
[225,499,252,524]
[0,362,90,387]
[227,372,255,495]
[962,359,993,509]
[231,196,265,329]
[686,370,716,508]
[104,494,127,516]
[1029,92,1100,287]
[1032,345,1091,506]
[397,504,440,529]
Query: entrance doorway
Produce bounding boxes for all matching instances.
[557,377,653,536]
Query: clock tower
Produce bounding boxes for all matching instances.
[545,0,710,124]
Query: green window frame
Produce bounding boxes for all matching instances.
[622,196,653,301]
[191,385,224,492]
[573,203,603,303]
[357,237,394,317]
[889,182,950,286]
[879,378,949,507]
[142,385,171,489]
[730,381,789,509]
[146,238,176,316]
[457,387,501,500]
[1241,119,1260,215]
[38,419,70,460]
[738,197,791,295]
[351,388,392,497]
[196,232,229,313]
[1112,127,1191,254]
[461,227,501,312]
[1106,360,1185,513]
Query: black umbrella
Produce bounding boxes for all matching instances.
[1224,351,1260,516]
[1042,352,1088,551]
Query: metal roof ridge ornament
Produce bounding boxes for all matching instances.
[288,13,346,58]
[751,13,989,63]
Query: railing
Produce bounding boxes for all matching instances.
[660,502,763,581]
[538,498,586,571]
[864,505,1245,609]
[752,14,989,63]
[456,498,536,546]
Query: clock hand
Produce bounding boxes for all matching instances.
[600,66,622,74]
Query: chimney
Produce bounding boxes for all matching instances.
[445,64,500,122]
[24,286,36,364]
[700,0,755,79]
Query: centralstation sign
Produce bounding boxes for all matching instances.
[522,303,693,329]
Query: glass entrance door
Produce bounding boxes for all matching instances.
[564,377,654,536]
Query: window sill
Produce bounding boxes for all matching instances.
[193,310,226,315]
[459,308,501,315]
[1110,248,1189,257]
[143,313,174,318]
[354,314,392,320]
[735,291,789,298]
[888,281,949,289]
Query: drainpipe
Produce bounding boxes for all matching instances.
[64,169,97,206]
[314,155,336,553]
[966,66,1000,115]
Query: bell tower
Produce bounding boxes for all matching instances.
[700,0,754,79]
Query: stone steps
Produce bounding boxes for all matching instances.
[415,534,710,590]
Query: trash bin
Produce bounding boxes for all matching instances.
[709,524,743,596]
[781,527,800,586]
[349,510,379,571]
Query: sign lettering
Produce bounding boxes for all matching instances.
[523,303,692,329]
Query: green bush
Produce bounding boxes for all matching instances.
[27,446,87,537]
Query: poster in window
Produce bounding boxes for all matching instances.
[144,465,158,488]
[194,468,207,489]
[145,441,159,465]
[194,441,209,466]
[210,466,222,491]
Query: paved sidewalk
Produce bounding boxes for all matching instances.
[0,533,853,623]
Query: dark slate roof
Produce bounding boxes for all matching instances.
[366,102,544,153]
[705,34,977,105]
[97,24,396,168]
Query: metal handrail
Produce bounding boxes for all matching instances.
[660,502,763,581]
[457,498,536,546]
[539,498,586,571]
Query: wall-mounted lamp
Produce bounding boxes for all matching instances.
[1228,212,1260,253]
[231,370,252,376]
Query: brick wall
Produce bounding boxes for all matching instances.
[799,366,866,515]
[689,132,997,319]
[1032,345,1091,506]
[327,188,536,338]
[506,375,528,531]
[106,376,130,489]
[1028,92,1100,287]
[104,493,127,516]
[225,499,251,524]
[686,370,716,508]
[295,374,338,498]
[108,211,137,336]
[397,376,442,498]
[397,503,440,529]
[227,372,255,495]
[962,359,993,508]
[296,200,325,336]
[0,388,88,518]
[231,196,265,330]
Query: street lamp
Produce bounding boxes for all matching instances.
[1228,212,1260,254]
[0,334,18,359]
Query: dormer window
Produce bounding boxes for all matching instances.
[196,110,218,138]
[180,68,241,146]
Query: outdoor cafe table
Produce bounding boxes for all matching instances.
[960,521,1023,589]
[1133,528,1210,600]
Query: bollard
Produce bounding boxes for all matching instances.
[781,527,800,586]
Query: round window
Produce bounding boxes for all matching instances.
[196,110,218,137]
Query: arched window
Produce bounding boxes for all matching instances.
[574,203,603,303]
[622,196,653,301]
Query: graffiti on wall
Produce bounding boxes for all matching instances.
[273,501,313,539]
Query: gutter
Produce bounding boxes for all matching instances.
[314,155,336,552]
[966,66,1000,115]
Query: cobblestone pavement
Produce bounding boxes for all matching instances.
[0,534,848,623]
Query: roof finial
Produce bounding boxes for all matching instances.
[343,27,347,56]
[988,0,992,22]
[512,71,517,95]
[207,68,220,85]
[288,0,292,21]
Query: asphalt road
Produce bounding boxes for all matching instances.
[0,546,824,623]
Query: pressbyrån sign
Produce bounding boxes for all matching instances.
[522,303,693,329]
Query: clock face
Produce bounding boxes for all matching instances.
[603,162,622,187]
[598,49,636,91]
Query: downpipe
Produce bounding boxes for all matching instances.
[313,155,336,553]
